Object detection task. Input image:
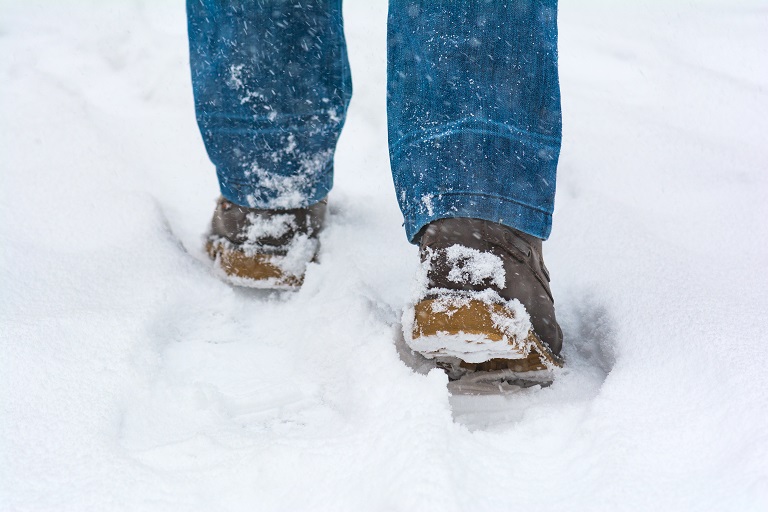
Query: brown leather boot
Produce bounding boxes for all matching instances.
[205,197,327,289]
[404,218,563,383]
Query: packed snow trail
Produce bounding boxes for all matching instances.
[2,1,768,510]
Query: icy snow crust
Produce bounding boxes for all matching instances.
[3,1,768,511]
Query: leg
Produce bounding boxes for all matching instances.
[390,0,564,386]
[188,0,349,287]
[187,0,351,209]
[387,0,561,241]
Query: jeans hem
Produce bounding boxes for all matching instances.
[217,168,334,210]
[402,192,552,243]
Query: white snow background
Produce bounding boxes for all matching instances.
[2,0,768,510]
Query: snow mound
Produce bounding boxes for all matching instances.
[3,1,768,511]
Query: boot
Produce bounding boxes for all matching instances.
[404,218,563,383]
[205,197,327,289]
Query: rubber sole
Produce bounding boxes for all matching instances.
[205,240,303,289]
[445,366,555,394]
[410,297,563,378]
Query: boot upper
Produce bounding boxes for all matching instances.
[209,197,327,250]
[418,217,562,355]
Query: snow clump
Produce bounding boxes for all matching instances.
[444,244,505,288]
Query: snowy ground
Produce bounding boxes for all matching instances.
[2,0,768,510]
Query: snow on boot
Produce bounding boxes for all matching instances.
[205,197,326,289]
[403,218,563,387]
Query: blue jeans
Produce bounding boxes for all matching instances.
[188,0,561,241]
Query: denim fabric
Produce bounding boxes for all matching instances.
[188,0,561,240]
[187,0,351,209]
[388,0,561,241]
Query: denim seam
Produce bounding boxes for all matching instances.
[391,118,560,154]
[337,0,350,113]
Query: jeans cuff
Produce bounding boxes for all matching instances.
[402,192,553,243]
[217,165,334,210]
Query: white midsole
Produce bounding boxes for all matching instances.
[407,332,532,364]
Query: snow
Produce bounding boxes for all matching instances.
[2,0,768,510]
[243,213,296,241]
[443,245,506,288]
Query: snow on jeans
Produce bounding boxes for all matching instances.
[187,0,562,242]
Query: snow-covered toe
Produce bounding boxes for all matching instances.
[205,197,326,289]
[405,291,564,383]
[206,236,314,289]
[404,217,564,385]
